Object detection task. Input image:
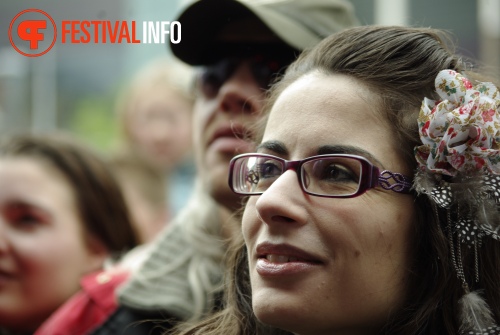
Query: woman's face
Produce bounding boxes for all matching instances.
[0,157,106,332]
[127,86,193,171]
[242,72,416,335]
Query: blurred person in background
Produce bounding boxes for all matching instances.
[114,57,195,242]
[88,0,359,334]
[0,133,138,335]
[108,154,167,244]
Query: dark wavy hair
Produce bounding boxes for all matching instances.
[170,26,500,335]
[0,133,138,255]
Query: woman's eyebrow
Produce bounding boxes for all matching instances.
[317,145,386,169]
[256,142,385,169]
[256,140,288,155]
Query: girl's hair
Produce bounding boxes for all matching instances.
[171,26,500,335]
[115,57,195,146]
[0,133,138,255]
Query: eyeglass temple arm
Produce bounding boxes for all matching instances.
[377,170,413,194]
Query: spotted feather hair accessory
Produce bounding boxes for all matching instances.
[413,69,500,335]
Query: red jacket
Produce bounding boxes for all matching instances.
[34,270,129,335]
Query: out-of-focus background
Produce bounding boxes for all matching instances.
[0,0,499,151]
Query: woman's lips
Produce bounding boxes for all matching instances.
[255,243,323,277]
[256,258,321,276]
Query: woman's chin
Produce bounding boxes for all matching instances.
[252,297,305,333]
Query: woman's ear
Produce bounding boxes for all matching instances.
[84,235,109,273]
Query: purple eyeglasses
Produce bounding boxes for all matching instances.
[228,153,413,198]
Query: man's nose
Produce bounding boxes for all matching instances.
[217,63,261,115]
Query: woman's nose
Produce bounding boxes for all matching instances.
[0,220,10,253]
[255,170,308,226]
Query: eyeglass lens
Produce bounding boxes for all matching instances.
[232,155,363,196]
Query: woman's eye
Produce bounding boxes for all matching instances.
[319,164,357,183]
[3,203,48,228]
[258,162,282,179]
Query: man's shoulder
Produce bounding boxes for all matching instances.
[90,305,178,335]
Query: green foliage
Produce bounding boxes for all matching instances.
[69,96,119,153]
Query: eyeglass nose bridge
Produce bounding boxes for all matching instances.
[280,159,307,191]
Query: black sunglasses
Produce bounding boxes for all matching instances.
[196,50,296,98]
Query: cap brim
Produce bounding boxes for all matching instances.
[171,0,309,65]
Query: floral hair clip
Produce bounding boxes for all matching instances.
[415,69,500,176]
[414,69,500,335]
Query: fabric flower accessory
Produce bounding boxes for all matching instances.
[415,69,500,176]
[414,70,500,240]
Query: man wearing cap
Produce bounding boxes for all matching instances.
[90,0,359,334]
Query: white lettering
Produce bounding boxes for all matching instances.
[170,21,181,44]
